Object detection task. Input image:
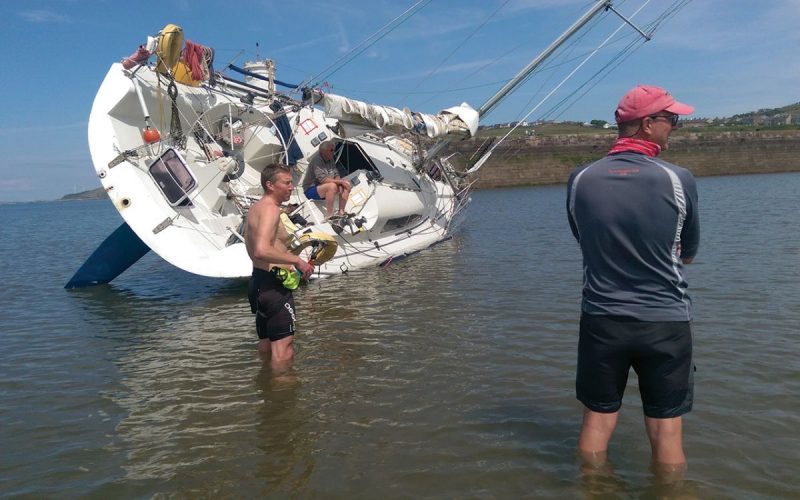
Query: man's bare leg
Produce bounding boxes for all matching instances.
[316,184,337,217]
[644,416,686,466]
[337,187,350,215]
[578,408,619,459]
[258,336,294,373]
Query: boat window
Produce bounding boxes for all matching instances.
[335,141,380,177]
[383,214,422,233]
[148,148,197,206]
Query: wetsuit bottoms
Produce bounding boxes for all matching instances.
[576,313,694,418]
[248,268,296,342]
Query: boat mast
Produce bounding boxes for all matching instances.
[423,0,612,162]
[477,0,612,118]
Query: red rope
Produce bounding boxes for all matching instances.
[182,40,206,81]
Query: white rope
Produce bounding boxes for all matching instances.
[309,0,432,86]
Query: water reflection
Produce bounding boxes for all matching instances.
[252,364,315,495]
[578,452,628,498]
[7,175,799,497]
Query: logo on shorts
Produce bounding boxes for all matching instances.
[284,302,296,326]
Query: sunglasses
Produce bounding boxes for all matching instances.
[649,114,680,127]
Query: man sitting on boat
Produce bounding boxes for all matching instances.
[302,140,351,218]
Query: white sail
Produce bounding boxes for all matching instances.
[322,93,479,139]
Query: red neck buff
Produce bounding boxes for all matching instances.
[608,137,661,157]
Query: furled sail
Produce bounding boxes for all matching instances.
[322,94,479,139]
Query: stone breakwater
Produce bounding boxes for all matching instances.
[445,130,800,189]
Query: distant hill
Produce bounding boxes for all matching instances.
[729,102,800,120]
[715,102,800,127]
[60,187,106,201]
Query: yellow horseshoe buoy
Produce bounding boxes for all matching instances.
[280,213,338,264]
[290,232,338,264]
[156,24,183,74]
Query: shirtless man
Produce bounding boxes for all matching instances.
[246,164,314,366]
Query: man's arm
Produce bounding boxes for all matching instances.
[316,171,351,190]
[566,171,580,242]
[679,173,700,264]
[314,163,350,189]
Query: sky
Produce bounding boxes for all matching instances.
[1,0,798,202]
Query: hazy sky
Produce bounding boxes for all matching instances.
[1,0,797,202]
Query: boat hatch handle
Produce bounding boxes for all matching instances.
[153,217,174,234]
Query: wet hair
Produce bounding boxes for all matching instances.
[260,163,291,190]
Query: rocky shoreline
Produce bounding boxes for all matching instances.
[446,129,800,189]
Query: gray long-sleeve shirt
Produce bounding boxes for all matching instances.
[567,152,700,321]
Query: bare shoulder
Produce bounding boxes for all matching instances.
[246,198,276,240]
[249,198,278,219]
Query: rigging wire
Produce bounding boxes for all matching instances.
[467,0,656,173]
[526,0,690,124]
[329,0,688,101]
[489,0,692,166]
[541,33,645,123]
[399,0,513,106]
[308,0,433,87]
[540,0,691,123]
[510,9,611,124]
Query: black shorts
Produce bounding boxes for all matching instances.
[576,313,694,418]
[248,268,296,342]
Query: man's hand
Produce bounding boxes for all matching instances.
[295,259,314,279]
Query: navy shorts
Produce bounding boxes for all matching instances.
[576,313,694,418]
[248,268,296,341]
[304,185,322,200]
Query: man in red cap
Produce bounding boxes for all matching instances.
[566,85,700,474]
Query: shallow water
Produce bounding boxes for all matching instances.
[1,173,798,497]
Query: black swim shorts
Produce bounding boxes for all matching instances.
[248,268,296,342]
[576,313,694,418]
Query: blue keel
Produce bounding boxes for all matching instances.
[65,222,151,288]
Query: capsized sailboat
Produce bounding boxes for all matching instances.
[66,0,674,288]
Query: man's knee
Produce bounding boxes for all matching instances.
[271,336,294,360]
[582,408,619,433]
[645,416,682,442]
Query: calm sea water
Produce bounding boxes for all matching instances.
[1,173,798,498]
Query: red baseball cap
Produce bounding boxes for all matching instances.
[614,85,694,123]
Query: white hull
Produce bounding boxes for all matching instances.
[83,63,470,283]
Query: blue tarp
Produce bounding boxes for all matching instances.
[270,101,303,166]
